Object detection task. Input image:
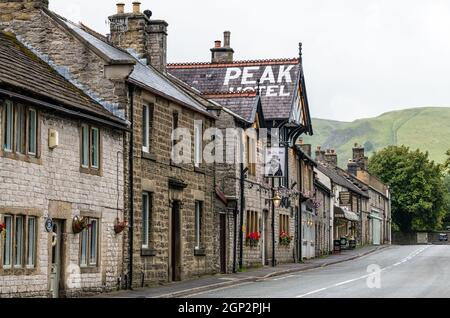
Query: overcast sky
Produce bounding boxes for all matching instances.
[50,0,450,122]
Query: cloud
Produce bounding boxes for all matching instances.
[49,0,450,121]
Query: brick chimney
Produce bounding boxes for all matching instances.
[211,31,234,63]
[315,146,326,163]
[0,0,48,23]
[324,149,338,166]
[352,143,368,171]
[108,2,168,73]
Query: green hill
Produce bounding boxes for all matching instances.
[304,107,450,167]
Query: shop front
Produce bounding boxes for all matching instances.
[333,206,359,250]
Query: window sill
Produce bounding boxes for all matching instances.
[142,151,157,161]
[80,166,101,176]
[194,166,205,174]
[194,248,206,257]
[170,160,182,169]
[1,151,41,165]
[0,267,38,275]
[80,266,100,274]
[141,247,156,257]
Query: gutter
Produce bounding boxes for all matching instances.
[0,88,129,130]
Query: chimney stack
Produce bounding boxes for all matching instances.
[324,149,338,166]
[352,143,368,171]
[211,31,234,63]
[315,146,326,163]
[109,3,168,73]
[116,3,125,14]
[132,1,141,14]
[347,159,358,176]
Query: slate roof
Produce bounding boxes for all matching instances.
[316,163,369,198]
[51,13,212,118]
[0,32,126,126]
[201,91,259,124]
[168,59,300,120]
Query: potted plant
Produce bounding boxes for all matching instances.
[114,218,128,234]
[0,222,6,236]
[246,232,261,247]
[72,216,89,234]
[279,231,293,246]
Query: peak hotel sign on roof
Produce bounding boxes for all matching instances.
[224,65,295,97]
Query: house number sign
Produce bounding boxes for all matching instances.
[45,218,54,232]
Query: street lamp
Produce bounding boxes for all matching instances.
[273,191,282,208]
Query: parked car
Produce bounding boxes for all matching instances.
[439,233,448,242]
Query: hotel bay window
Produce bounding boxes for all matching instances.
[2,214,37,270]
[80,124,101,173]
[2,99,38,159]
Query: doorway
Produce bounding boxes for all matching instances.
[220,213,227,273]
[49,219,64,298]
[171,201,181,281]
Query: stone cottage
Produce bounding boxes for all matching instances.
[0,0,218,291]
[0,31,127,297]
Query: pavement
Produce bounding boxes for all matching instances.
[95,244,389,298]
[189,244,450,298]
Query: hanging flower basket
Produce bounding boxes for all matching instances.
[246,232,261,247]
[72,216,89,234]
[279,232,293,246]
[0,222,6,236]
[114,218,128,234]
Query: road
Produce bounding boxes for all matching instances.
[188,245,450,298]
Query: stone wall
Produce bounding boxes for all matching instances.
[0,106,124,297]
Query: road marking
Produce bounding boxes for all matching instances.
[295,288,327,298]
[295,246,430,298]
[182,282,254,298]
[272,275,296,281]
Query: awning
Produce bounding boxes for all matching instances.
[334,206,359,222]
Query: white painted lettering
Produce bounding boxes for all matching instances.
[224,67,242,85]
[241,66,260,85]
[266,85,278,97]
[260,66,276,84]
[277,65,294,83]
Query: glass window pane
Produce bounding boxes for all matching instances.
[3,216,12,266]
[15,105,26,154]
[89,219,98,265]
[28,109,37,155]
[194,122,202,167]
[15,216,23,266]
[142,193,149,247]
[4,101,13,151]
[91,128,99,168]
[195,201,202,249]
[80,227,88,266]
[142,105,149,151]
[81,125,89,167]
[27,217,36,266]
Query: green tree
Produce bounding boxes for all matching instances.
[368,145,446,233]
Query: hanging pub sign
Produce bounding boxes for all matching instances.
[265,147,286,178]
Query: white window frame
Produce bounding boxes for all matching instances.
[142,192,151,249]
[26,217,36,267]
[3,215,13,268]
[81,124,89,168]
[14,216,24,268]
[3,100,13,152]
[27,108,37,155]
[194,120,203,167]
[91,127,100,169]
[195,201,203,250]
[142,104,150,153]
[80,217,99,267]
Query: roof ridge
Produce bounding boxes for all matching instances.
[168,58,299,69]
[202,91,257,98]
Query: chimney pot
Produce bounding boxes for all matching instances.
[224,31,231,48]
[132,1,141,14]
[214,40,222,48]
[116,3,125,14]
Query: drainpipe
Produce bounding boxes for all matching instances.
[239,162,245,270]
[272,179,276,267]
[233,204,238,273]
[127,84,135,290]
[298,157,303,262]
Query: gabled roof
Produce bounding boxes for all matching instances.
[45,10,213,119]
[316,163,369,198]
[0,32,127,128]
[168,58,303,121]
